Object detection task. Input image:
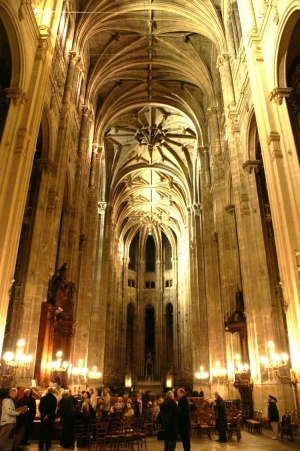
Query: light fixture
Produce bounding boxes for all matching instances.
[234,354,249,375]
[3,339,32,369]
[71,359,88,380]
[88,366,101,380]
[211,361,227,384]
[260,341,289,370]
[195,366,209,380]
[48,351,68,372]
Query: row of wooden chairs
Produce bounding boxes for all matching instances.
[245,410,262,434]
[190,411,242,442]
[74,416,148,451]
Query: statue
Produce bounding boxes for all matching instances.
[47,263,75,321]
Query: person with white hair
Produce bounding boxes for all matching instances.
[11,389,31,451]
[0,388,27,451]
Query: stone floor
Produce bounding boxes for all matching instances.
[5,428,299,451]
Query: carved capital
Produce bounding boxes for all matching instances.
[37,158,56,173]
[82,105,94,121]
[206,107,218,119]
[269,87,293,105]
[98,201,107,214]
[36,26,51,60]
[192,203,202,215]
[240,194,250,215]
[242,159,262,173]
[267,131,283,159]
[224,204,235,214]
[47,191,58,212]
[5,87,28,106]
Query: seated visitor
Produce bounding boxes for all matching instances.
[114,396,125,413]
[124,402,134,417]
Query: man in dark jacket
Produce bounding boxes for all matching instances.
[213,391,228,443]
[160,391,181,451]
[177,389,191,451]
[38,387,57,451]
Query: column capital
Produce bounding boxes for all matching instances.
[98,201,107,214]
[36,158,56,173]
[269,87,293,105]
[5,87,28,106]
[267,132,283,159]
[242,160,262,173]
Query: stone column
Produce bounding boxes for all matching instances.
[0,20,58,356]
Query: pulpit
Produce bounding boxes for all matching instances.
[34,264,76,387]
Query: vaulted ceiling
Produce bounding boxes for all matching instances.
[76,0,226,245]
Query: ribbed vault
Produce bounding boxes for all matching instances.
[76,0,225,242]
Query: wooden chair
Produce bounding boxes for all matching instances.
[290,411,299,436]
[105,419,121,451]
[190,412,199,435]
[227,414,242,442]
[74,420,86,447]
[246,410,262,434]
[89,423,108,451]
[132,418,147,450]
[280,413,294,442]
[198,414,213,439]
[118,418,133,451]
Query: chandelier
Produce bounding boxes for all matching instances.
[3,339,32,369]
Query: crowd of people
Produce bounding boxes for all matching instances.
[3,382,280,451]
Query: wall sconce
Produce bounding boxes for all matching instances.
[260,341,289,370]
[234,354,249,375]
[195,366,209,381]
[88,366,101,380]
[71,359,88,381]
[211,361,227,384]
[3,339,32,369]
[48,351,68,373]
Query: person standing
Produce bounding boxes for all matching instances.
[21,389,36,446]
[99,387,110,420]
[213,391,228,443]
[38,387,57,451]
[177,389,191,451]
[0,388,27,451]
[11,389,31,451]
[268,395,279,440]
[134,395,143,418]
[160,391,181,451]
[88,388,98,411]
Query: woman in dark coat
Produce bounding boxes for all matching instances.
[213,391,228,443]
[61,405,86,449]
[268,395,279,439]
[21,389,36,446]
[160,391,181,451]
